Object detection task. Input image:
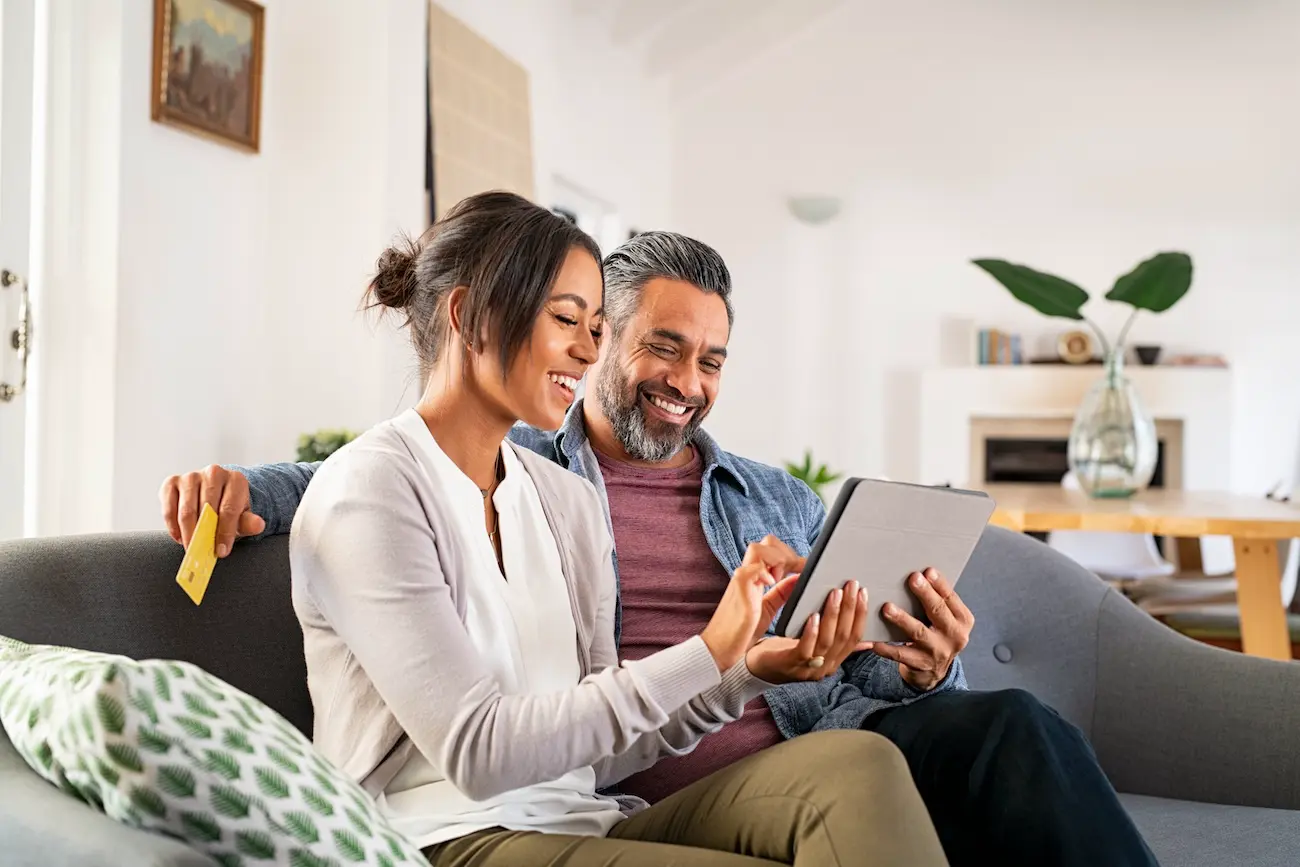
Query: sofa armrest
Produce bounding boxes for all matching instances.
[1091,591,1300,810]
[0,728,216,867]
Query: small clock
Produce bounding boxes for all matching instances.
[1057,330,1095,364]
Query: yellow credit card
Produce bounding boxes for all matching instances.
[176,503,218,605]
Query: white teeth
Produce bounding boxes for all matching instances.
[650,396,689,416]
[549,373,579,391]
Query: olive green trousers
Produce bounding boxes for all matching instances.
[424,730,948,867]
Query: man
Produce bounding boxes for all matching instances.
[162,231,1156,866]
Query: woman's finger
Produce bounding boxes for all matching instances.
[835,586,870,661]
[834,581,860,646]
[737,562,774,586]
[742,537,806,578]
[757,575,802,640]
[813,588,843,658]
[797,613,820,659]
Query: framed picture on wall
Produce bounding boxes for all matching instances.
[151,0,265,152]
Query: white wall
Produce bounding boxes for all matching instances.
[672,0,1300,494]
[433,0,675,230]
[103,0,429,531]
[29,0,675,534]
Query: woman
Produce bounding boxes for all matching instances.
[290,191,947,866]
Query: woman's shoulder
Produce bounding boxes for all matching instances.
[508,443,604,523]
[298,418,427,509]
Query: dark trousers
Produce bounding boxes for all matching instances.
[862,688,1159,867]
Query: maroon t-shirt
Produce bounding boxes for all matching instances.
[594,447,784,804]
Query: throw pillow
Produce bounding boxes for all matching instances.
[0,636,426,867]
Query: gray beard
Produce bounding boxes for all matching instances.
[594,361,705,463]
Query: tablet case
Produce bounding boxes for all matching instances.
[774,478,995,643]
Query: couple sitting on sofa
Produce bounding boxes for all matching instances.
[160,192,1157,866]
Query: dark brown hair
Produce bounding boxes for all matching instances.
[367,190,602,379]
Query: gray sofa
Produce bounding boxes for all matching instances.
[1,526,1298,866]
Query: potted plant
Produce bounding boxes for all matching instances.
[785,450,842,503]
[971,251,1193,498]
[296,429,359,463]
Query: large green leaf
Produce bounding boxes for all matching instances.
[332,828,366,863]
[175,716,212,741]
[223,728,255,755]
[236,829,277,860]
[129,785,168,819]
[971,259,1089,320]
[183,691,220,720]
[266,745,301,775]
[96,693,126,735]
[254,766,290,800]
[106,743,144,773]
[311,769,339,796]
[210,783,252,819]
[283,810,320,845]
[203,748,243,781]
[1105,251,1192,312]
[180,810,223,843]
[137,725,175,755]
[301,785,335,817]
[158,765,196,798]
[344,807,373,838]
[153,668,172,702]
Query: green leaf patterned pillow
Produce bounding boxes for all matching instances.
[0,636,426,867]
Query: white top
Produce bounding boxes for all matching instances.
[377,410,625,847]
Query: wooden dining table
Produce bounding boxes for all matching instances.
[977,483,1300,660]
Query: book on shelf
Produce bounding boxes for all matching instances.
[977,329,1024,365]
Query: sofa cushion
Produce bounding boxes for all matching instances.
[1,723,217,867]
[0,636,426,867]
[1119,793,1300,867]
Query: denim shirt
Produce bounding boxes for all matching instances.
[240,401,965,739]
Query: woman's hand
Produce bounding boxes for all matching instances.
[745,581,871,684]
[699,536,805,672]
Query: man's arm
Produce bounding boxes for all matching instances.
[234,461,320,536]
[159,461,321,556]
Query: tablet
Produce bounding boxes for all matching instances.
[774,478,996,643]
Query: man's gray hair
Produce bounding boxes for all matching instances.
[602,231,733,338]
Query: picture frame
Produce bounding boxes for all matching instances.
[151,0,265,153]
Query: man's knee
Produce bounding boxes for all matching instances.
[973,688,1088,748]
[985,687,1048,715]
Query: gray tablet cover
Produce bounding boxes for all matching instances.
[776,478,995,643]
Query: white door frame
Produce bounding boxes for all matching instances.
[0,0,38,539]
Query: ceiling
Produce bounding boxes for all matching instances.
[571,0,846,100]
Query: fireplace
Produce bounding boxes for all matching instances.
[917,366,1229,492]
[971,417,1183,489]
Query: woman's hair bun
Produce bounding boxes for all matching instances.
[369,235,420,311]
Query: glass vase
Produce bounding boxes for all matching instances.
[1067,348,1158,498]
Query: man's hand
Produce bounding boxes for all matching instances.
[159,466,265,558]
[745,580,871,684]
[867,567,973,692]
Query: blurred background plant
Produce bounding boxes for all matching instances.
[296,429,358,463]
[785,450,842,503]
